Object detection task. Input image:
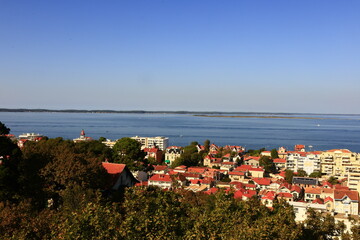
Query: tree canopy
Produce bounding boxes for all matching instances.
[0,121,10,135]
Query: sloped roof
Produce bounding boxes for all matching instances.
[102,162,126,174]
[149,174,172,182]
[253,178,271,186]
[334,190,359,201]
[154,165,168,171]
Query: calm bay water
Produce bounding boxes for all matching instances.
[1,112,360,152]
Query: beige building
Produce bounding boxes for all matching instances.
[164,146,183,165]
[320,149,360,177]
[131,136,169,150]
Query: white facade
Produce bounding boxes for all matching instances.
[131,136,169,150]
[286,153,321,175]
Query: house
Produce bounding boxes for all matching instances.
[144,147,163,163]
[304,187,322,202]
[203,155,222,168]
[260,151,271,157]
[290,185,303,200]
[278,147,287,159]
[229,171,245,182]
[273,158,286,170]
[164,146,183,165]
[261,191,276,207]
[153,165,168,174]
[277,192,293,202]
[187,166,208,175]
[289,201,327,222]
[334,190,359,215]
[294,144,305,152]
[243,156,260,167]
[102,162,139,190]
[173,165,187,173]
[252,178,271,190]
[148,174,172,189]
[249,167,265,178]
[220,161,237,171]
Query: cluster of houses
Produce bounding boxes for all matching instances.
[100,142,360,232]
[3,130,360,229]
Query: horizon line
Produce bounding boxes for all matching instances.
[0,108,359,116]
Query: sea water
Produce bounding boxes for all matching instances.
[1,112,360,152]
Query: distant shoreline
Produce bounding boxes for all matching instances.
[193,115,326,120]
[0,108,359,117]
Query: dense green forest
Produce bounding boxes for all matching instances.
[0,123,360,239]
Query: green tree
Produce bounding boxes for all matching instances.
[271,148,279,159]
[309,171,322,178]
[52,196,122,239]
[112,137,146,170]
[171,142,203,167]
[301,208,346,239]
[285,169,294,184]
[259,156,276,173]
[0,136,22,202]
[204,139,210,153]
[0,121,10,135]
[296,169,308,177]
[327,176,339,185]
[98,136,106,142]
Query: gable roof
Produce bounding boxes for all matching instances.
[253,178,271,186]
[102,162,126,174]
[334,190,359,201]
[149,174,172,182]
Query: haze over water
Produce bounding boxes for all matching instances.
[1,112,360,152]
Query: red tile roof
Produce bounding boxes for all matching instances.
[327,149,352,153]
[154,165,168,171]
[187,166,208,174]
[273,158,286,163]
[102,162,126,174]
[135,181,148,186]
[305,187,322,194]
[324,196,334,202]
[278,192,293,198]
[334,190,359,201]
[312,198,324,204]
[149,174,172,182]
[204,187,218,195]
[253,178,271,186]
[143,147,160,153]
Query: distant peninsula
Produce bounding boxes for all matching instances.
[0,108,358,119]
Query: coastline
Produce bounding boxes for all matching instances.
[193,115,327,120]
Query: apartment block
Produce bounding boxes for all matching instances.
[131,136,169,150]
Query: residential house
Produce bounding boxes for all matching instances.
[165,146,183,165]
[143,147,163,163]
[102,162,139,190]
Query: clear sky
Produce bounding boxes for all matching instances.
[1,0,359,114]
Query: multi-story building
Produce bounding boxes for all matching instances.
[320,149,360,178]
[131,136,169,150]
[286,152,321,175]
[347,169,360,193]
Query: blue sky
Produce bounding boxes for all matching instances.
[1,0,359,113]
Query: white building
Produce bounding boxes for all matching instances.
[286,152,321,175]
[131,136,169,150]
